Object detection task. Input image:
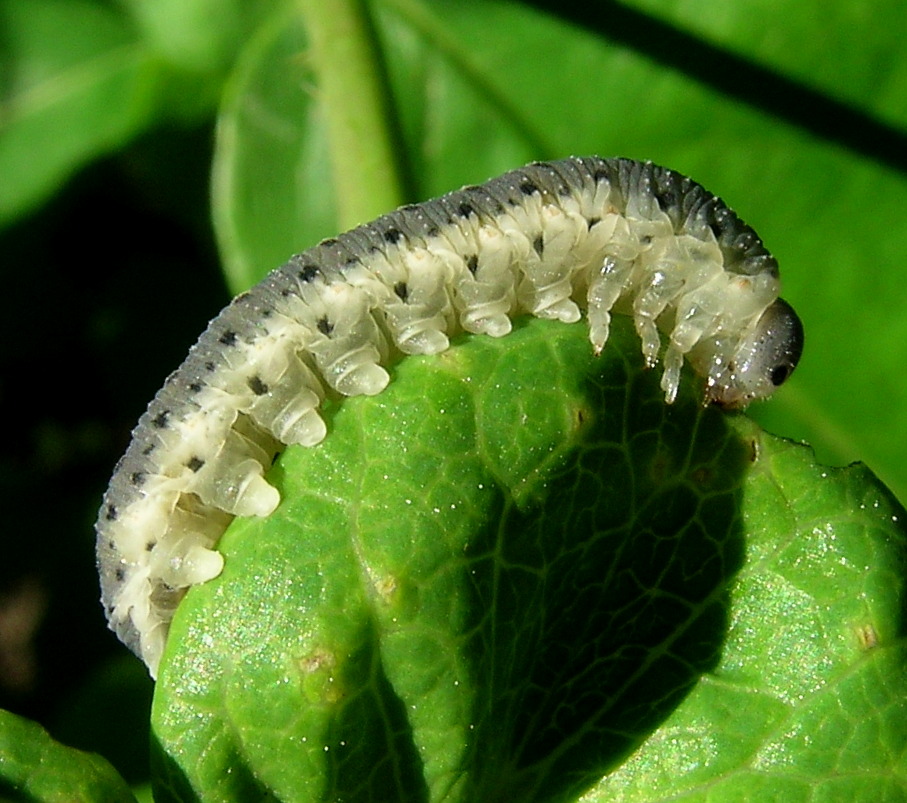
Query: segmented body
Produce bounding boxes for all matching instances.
[96,156,800,677]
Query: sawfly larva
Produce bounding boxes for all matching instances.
[96,156,803,677]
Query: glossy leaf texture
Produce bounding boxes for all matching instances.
[585,436,907,802]
[153,318,907,801]
[0,707,136,802]
[211,0,907,501]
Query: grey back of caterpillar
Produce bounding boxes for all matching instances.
[96,156,803,677]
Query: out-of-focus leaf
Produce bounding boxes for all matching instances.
[0,0,270,224]
[116,0,274,120]
[0,708,136,802]
[0,0,157,222]
[117,0,257,75]
[210,7,343,292]
[617,0,907,131]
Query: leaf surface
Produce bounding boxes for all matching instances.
[153,318,907,801]
[0,708,136,802]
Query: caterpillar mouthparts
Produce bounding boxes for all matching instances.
[96,156,802,677]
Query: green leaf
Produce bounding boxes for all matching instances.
[153,0,907,798]
[585,441,907,801]
[211,7,333,293]
[117,0,259,76]
[0,0,156,222]
[152,317,907,801]
[151,317,732,800]
[0,0,268,224]
[115,0,273,120]
[617,0,907,130]
[211,0,907,502]
[0,708,136,802]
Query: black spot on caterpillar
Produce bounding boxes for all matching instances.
[95,156,803,677]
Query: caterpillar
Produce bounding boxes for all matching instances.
[95,156,803,678]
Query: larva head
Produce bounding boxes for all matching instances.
[708,298,804,408]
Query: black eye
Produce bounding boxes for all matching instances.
[770,363,792,386]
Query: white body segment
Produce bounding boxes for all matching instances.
[96,157,802,676]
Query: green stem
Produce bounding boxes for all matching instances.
[298,0,405,228]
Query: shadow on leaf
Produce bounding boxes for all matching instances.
[458,344,749,801]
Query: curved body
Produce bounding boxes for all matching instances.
[96,156,802,676]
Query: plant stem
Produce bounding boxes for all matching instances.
[298,0,405,228]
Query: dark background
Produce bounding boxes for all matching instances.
[0,125,224,782]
